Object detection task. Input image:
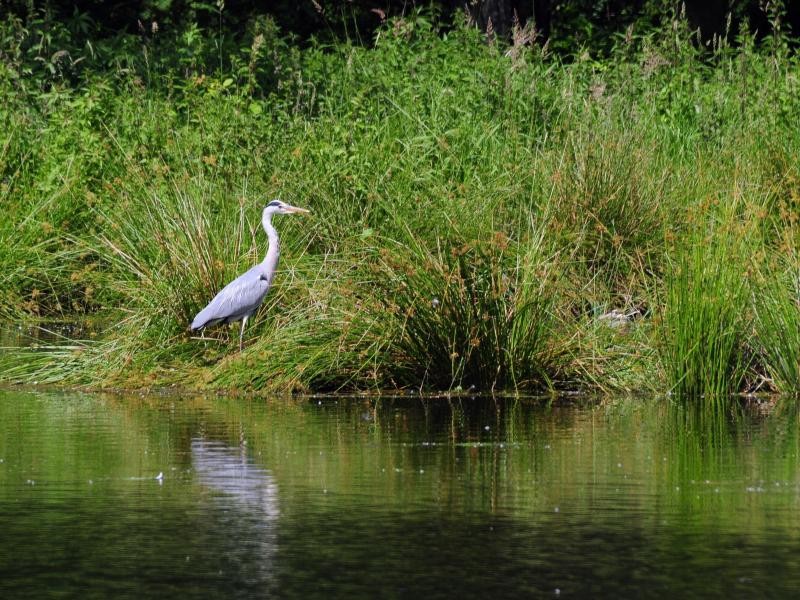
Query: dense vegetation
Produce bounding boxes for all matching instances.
[1,5,799,395]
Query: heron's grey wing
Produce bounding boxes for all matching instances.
[191,266,271,330]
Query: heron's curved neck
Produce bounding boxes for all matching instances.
[262,212,280,283]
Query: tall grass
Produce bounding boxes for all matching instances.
[753,226,800,393]
[369,218,565,391]
[2,12,800,395]
[658,197,755,397]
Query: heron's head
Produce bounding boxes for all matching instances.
[264,199,310,216]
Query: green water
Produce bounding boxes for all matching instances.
[1,390,800,598]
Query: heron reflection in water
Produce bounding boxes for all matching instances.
[191,438,279,590]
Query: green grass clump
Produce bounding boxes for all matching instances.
[753,227,800,393]
[658,199,755,397]
[369,219,565,391]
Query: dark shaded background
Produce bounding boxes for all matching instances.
[5,1,800,49]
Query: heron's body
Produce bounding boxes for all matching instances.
[190,199,308,351]
[190,263,272,329]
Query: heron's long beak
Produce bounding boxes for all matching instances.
[285,205,311,214]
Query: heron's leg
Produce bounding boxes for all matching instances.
[239,316,248,353]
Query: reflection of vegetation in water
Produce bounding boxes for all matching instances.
[3,391,800,546]
[200,396,800,536]
[7,390,800,597]
[640,399,800,540]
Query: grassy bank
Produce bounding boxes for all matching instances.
[2,12,800,395]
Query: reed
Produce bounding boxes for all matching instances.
[753,229,800,393]
[658,198,754,397]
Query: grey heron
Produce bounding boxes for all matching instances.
[190,199,310,351]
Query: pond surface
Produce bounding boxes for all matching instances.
[1,390,800,598]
